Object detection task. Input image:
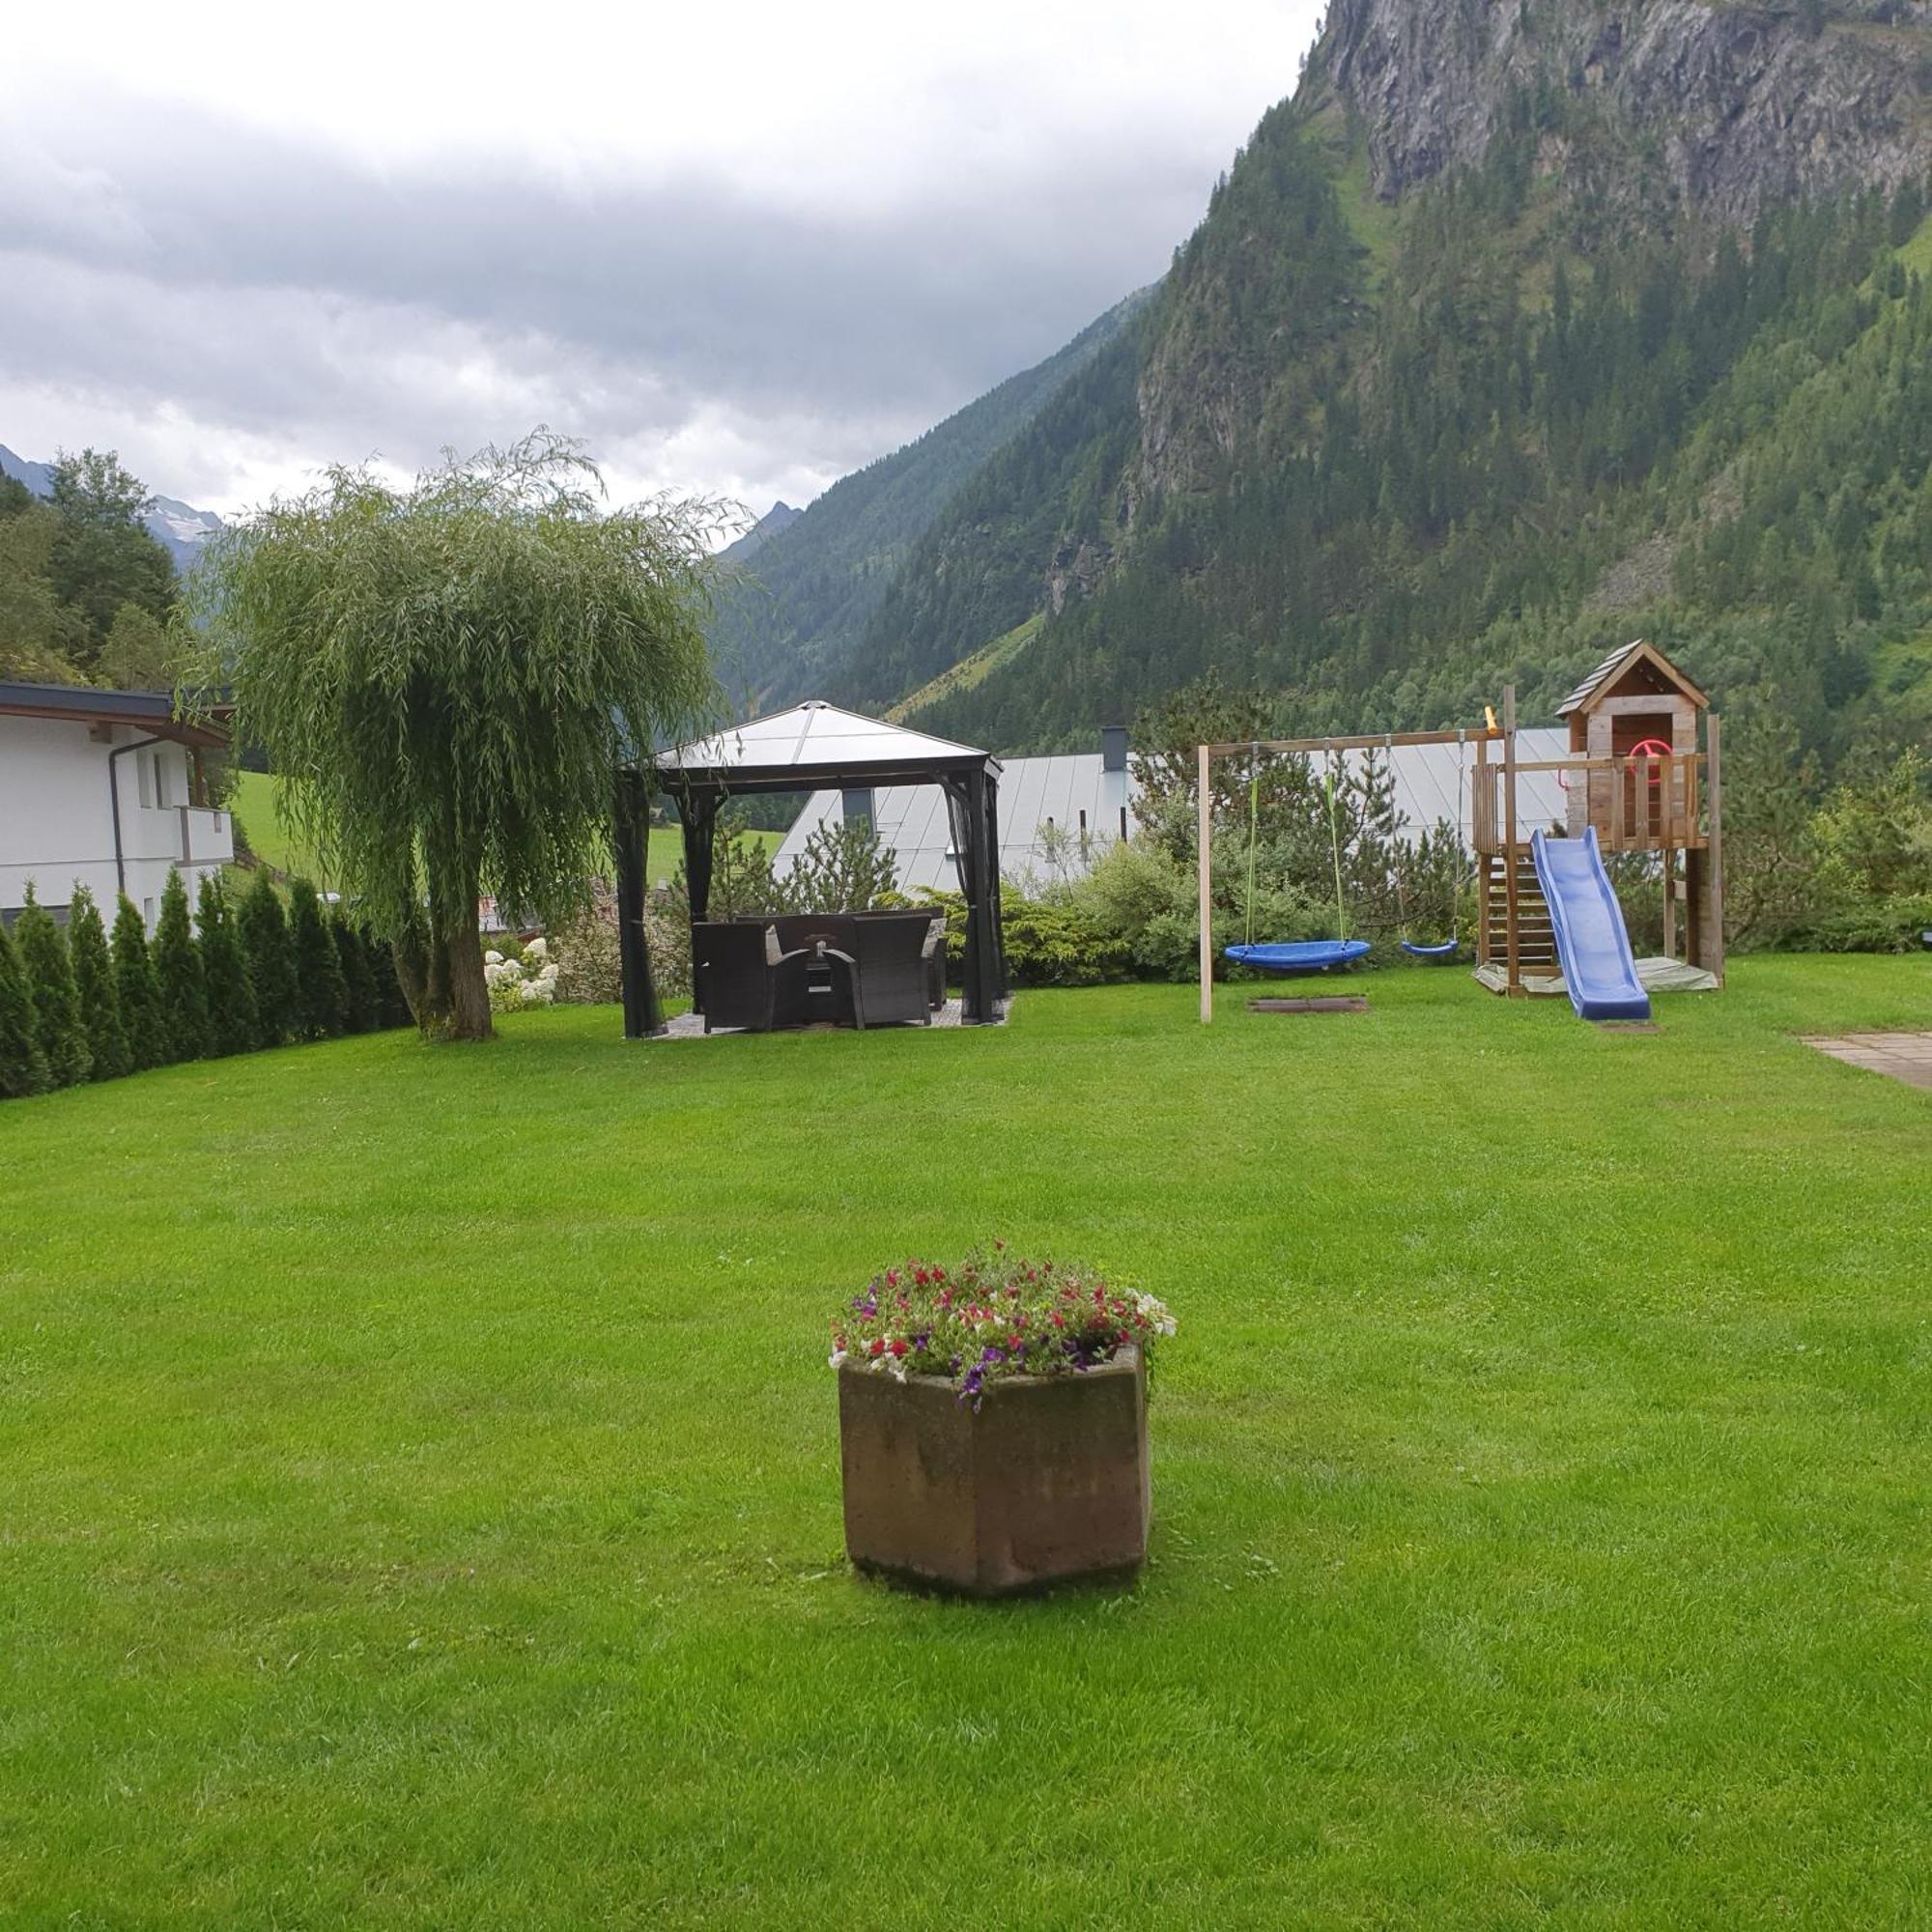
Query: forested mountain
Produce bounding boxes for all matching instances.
[705,291,1149,713]
[798,0,1932,770]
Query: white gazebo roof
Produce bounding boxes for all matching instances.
[659,699,991,777]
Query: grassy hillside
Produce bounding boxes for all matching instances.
[3,960,1927,1923]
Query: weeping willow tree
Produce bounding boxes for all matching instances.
[183,435,724,1039]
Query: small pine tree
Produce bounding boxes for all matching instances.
[0,919,50,1099]
[288,880,347,1040]
[238,869,298,1047]
[196,873,259,1057]
[67,886,129,1081]
[152,867,209,1063]
[333,915,380,1035]
[111,895,163,1071]
[14,885,92,1087]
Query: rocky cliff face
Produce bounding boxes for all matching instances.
[1320,0,1932,226]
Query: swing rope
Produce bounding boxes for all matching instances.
[1243,747,1260,947]
[1326,761,1347,941]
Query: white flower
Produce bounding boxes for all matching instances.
[828,1349,847,1370]
[484,950,503,965]
[525,936,548,958]
[518,980,546,1002]
[1133,1292,1177,1336]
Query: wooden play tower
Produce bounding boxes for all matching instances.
[1473,641,1724,994]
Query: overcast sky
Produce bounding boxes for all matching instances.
[2,1,1325,526]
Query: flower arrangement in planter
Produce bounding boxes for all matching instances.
[830,1246,1176,1597]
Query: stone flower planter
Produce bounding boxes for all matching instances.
[838,1345,1150,1597]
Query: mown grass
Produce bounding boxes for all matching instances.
[2,958,1928,1928]
[227,771,784,889]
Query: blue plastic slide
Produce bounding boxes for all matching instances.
[1530,828,1652,1022]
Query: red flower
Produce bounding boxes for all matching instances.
[890,1339,908,1358]
[869,1337,886,1357]
[1052,1312,1065,1328]
[932,1266,947,1284]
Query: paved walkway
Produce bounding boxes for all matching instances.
[1799,1032,1932,1091]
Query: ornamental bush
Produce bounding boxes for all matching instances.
[197,873,259,1058]
[238,869,298,1047]
[917,888,1132,988]
[551,882,624,1004]
[111,895,164,1070]
[827,1247,1175,1406]
[152,867,209,1062]
[288,879,347,1039]
[67,886,128,1081]
[14,884,91,1087]
[482,937,557,1013]
[0,919,50,1099]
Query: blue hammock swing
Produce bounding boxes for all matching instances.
[1224,757,1369,977]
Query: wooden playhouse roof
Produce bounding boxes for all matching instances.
[1557,640,1708,718]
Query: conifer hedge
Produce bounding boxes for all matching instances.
[111,895,163,1072]
[152,867,208,1064]
[1,867,419,1102]
[239,869,298,1048]
[14,885,91,1088]
[67,886,129,1082]
[288,880,347,1041]
[197,874,260,1058]
[0,920,51,1098]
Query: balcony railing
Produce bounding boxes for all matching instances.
[178,804,230,866]
[1473,752,1706,855]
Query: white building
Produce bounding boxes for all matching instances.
[776,724,1570,894]
[1,682,235,931]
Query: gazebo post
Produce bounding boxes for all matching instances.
[679,788,720,1013]
[981,766,1008,1003]
[613,767,663,1039]
[960,764,1000,1023]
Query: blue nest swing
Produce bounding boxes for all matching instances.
[1227,938,1371,975]
[1223,762,1370,978]
[1221,733,1475,976]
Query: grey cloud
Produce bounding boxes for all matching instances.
[0,88,1219,507]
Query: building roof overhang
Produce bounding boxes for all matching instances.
[0,681,232,749]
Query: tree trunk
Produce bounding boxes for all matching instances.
[441,915,492,1039]
[415,850,493,1041]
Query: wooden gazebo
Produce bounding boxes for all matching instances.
[613,701,1008,1037]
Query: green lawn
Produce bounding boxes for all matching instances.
[3,960,1928,1928]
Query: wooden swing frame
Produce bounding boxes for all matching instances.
[1194,722,1499,1023]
